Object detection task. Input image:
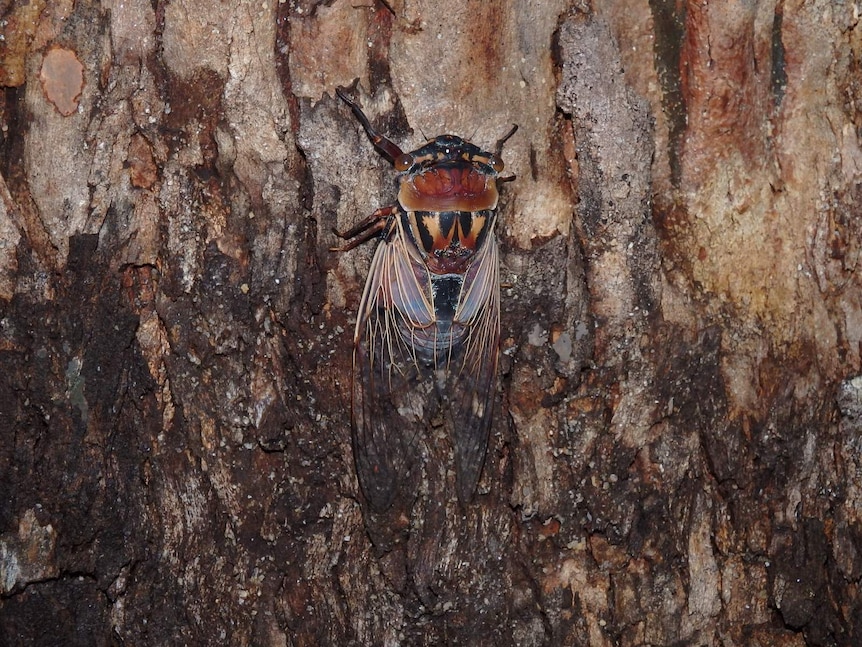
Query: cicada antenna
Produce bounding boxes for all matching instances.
[336,87,405,164]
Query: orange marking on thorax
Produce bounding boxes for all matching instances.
[399,167,499,212]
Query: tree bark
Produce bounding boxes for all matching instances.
[1,0,860,645]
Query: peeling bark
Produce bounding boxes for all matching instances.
[1,0,861,645]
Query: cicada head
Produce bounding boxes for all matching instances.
[396,135,506,214]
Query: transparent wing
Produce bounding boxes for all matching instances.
[351,228,435,511]
[449,232,501,502]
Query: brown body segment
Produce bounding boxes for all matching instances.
[399,166,500,212]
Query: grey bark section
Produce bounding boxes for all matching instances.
[556,14,663,486]
[557,13,658,356]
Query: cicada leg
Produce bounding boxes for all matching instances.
[336,87,404,164]
[330,205,399,252]
[494,124,519,157]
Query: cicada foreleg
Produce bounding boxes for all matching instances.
[330,205,399,252]
[336,87,405,164]
[494,124,519,158]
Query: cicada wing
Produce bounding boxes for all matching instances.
[351,230,435,511]
[350,340,404,511]
[449,233,501,502]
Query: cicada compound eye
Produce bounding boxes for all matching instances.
[488,155,504,173]
[394,153,414,172]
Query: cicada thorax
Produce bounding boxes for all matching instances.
[395,206,497,364]
[394,143,501,367]
[404,209,494,274]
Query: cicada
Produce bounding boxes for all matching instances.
[334,88,516,511]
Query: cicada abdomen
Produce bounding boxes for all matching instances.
[334,88,517,511]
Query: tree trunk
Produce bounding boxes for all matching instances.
[1,0,860,645]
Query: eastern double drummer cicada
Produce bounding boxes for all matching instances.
[334,87,517,511]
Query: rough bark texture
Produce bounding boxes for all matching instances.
[1,0,861,645]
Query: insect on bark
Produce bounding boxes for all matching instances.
[333,87,517,511]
